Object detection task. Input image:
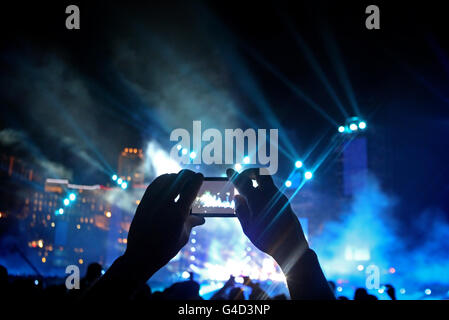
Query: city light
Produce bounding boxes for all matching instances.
[349,123,358,131]
[304,171,313,180]
[285,180,292,188]
[69,193,76,201]
[358,121,367,129]
[338,126,345,133]
[121,182,128,189]
[63,198,70,206]
[243,156,250,164]
[295,160,303,168]
[112,174,118,181]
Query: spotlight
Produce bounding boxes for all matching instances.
[112,174,118,181]
[337,287,343,292]
[358,121,367,129]
[58,208,64,215]
[399,288,406,294]
[285,180,292,188]
[357,264,364,271]
[349,123,358,131]
[378,288,384,294]
[176,144,182,150]
[234,163,242,171]
[338,126,345,133]
[63,199,70,206]
[243,156,250,164]
[189,151,197,159]
[295,160,303,168]
[304,171,313,180]
[425,289,431,295]
[181,148,188,155]
[69,193,76,201]
[117,178,123,185]
[121,182,128,189]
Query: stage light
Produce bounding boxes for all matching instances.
[69,193,76,201]
[182,271,190,279]
[117,178,123,184]
[349,123,358,131]
[121,182,128,189]
[181,148,188,155]
[63,198,70,206]
[337,286,343,292]
[295,160,303,168]
[285,180,292,188]
[34,280,39,286]
[304,171,313,180]
[378,288,384,294]
[58,208,64,215]
[243,156,250,164]
[189,151,197,159]
[357,264,364,271]
[176,144,182,151]
[234,163,242,171]
[358,121,367,129]
[338,126,345,133]
[425,289,431,295]
[191,238,196,244]
[388,267,396,274]
[112,174,118,181]
[399,288,406,294]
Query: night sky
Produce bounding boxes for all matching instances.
[1,1,449,224]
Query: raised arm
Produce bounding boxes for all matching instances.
[227,168,334,300]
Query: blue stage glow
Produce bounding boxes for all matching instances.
[295,160,303,168]
[358,121,367,129]
[338,126,345,133]
[285,180,292,188]
[234,163,242,172]
[69,193,76,201]
[304,171,313,180]
[243,156,250,164]
[112,174,118,181]
[63,199,70,206]
[121,182,128,189]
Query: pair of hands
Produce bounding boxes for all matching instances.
[123,168,309,279]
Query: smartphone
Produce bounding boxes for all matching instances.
[190,177,238,217]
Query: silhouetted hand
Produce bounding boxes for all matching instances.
[227,168,309,266]
[123,170,205,277]
[385,284,396,300]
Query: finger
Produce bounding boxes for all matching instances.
[185,215,206,229]
[166,169,197,202]
[234,194,251,231]
[253,169,277,192]
[227,168,255,199]
[140,174,175,206]
[177,172,204,214]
